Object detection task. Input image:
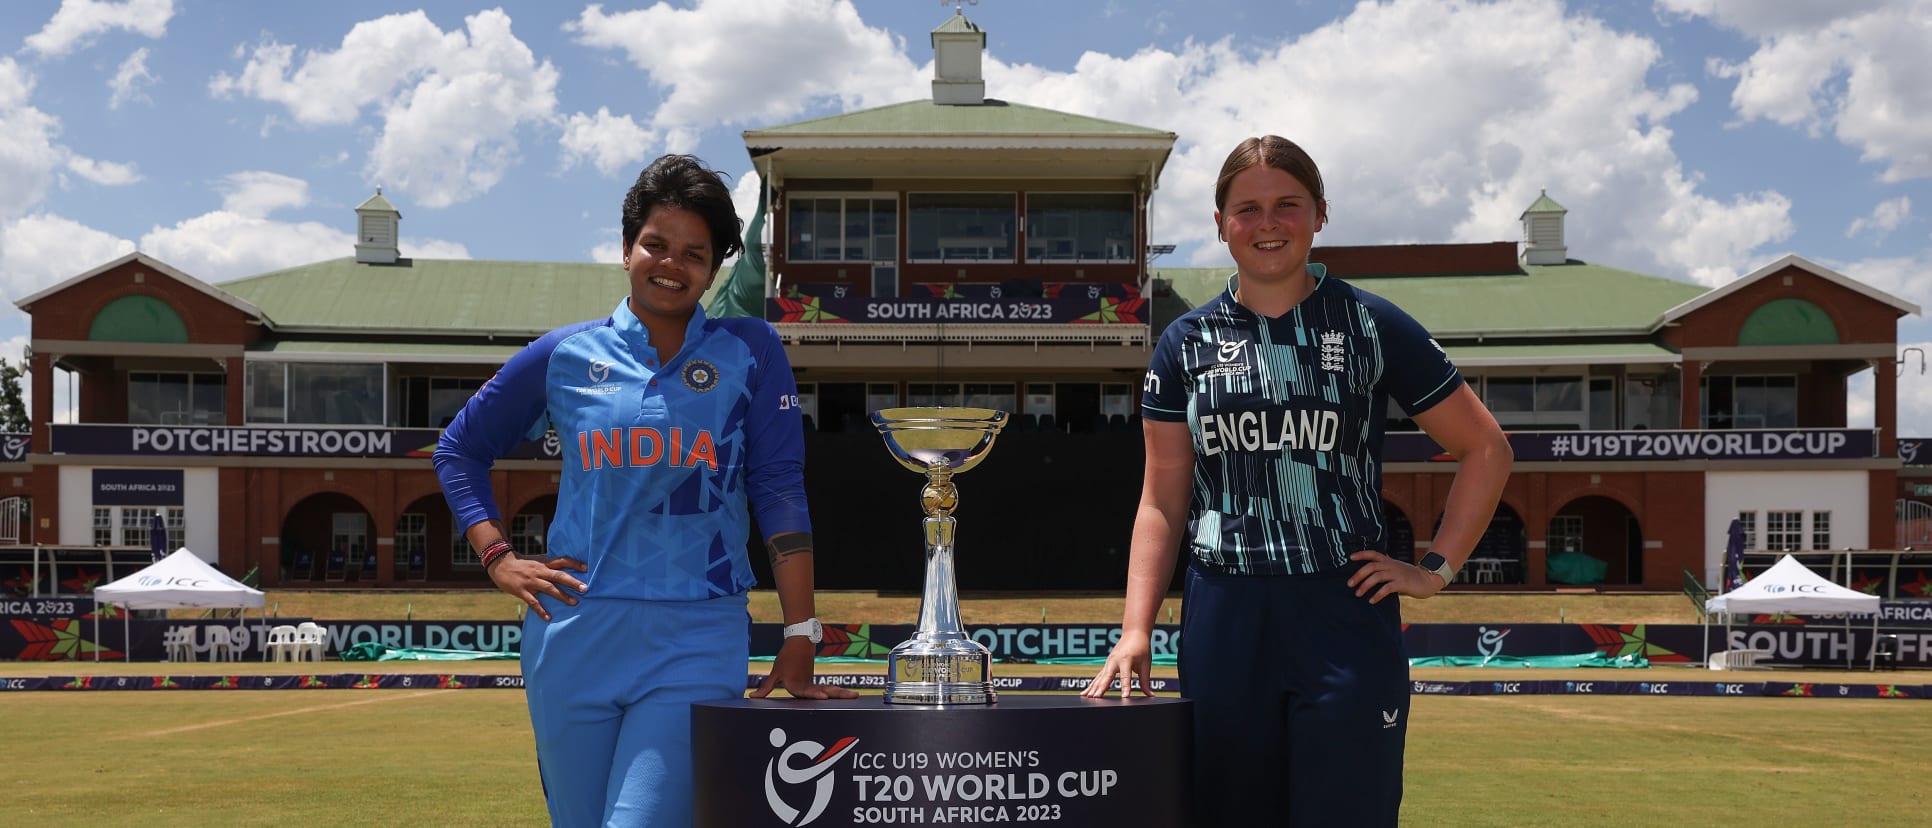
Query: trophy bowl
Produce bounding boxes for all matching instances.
[871,406,1009,704]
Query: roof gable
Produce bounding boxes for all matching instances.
[14,251,266,320]
[745,99,1173,141]
[1661,253,1920,323]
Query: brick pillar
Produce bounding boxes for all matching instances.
[1679,360,1702,429]
[1872,358,1897,459]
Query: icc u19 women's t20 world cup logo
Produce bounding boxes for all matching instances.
[763,728,860,826]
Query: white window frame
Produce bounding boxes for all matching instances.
[1549,515,1584,554]
[1766,510,1803,552]
[907,191,1017,263]
[786,192,898,263]
[1478,374,1587,430]
[1024,191,1135,264]
[1811,510,1832,551]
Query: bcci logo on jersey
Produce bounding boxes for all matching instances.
[764,728,859,826]
[683,359,720,393]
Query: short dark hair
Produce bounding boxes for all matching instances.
[621,154,744,273]
[1214,136,1327,222]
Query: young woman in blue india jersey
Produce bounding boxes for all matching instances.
[436,154,856,827]
[1083,136,1512,826]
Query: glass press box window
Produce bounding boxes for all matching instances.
[1026,193,1134,262]
[788,195,898,262]
[128,372,226,425]
[246,363,385,425]
[909,193,1015,261]
[1701,375,1797,429]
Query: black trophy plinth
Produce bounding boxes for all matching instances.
[693,694,1190,827]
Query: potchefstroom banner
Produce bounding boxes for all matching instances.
[9,615,1931,668]
[1387,428,1877,463]
[48,424,561,460]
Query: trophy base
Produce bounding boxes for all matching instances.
[885,641,996,705]
[884,681,998,706]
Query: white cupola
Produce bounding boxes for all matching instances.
[931,12,986,106]
[354,188,401,264]
[1520,190,1568,266]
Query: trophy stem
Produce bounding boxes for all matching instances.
[884,515,995,705]
[916,517,963,635]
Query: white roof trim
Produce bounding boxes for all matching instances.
[1658,253,1920,325]
[1451,353,1680,368]
[742,135,1174,152]
[14,251,268,321]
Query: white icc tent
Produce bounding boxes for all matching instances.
[1704,555,1881,669]
[93,548,266,661]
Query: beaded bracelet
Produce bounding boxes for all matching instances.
[479,539,516,570]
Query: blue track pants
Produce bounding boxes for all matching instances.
[521,593,749,827]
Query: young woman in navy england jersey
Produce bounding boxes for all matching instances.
[436,154,856,827]
[1084,136,1512,826]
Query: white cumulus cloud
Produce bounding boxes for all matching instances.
[63,155,140,186]
[210,9,560,207]
[23,0,174,58]
[107,47,156,109]
[962,0,1790,283]
[0,57,143,221]
[218,171,308,218]
[1847,196,1912,240]
[1678,0,1932,182]
[567,0,920,153]
[559,107,656,177]
[0,213,136,304]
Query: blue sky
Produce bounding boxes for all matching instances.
[3,0,1931,430]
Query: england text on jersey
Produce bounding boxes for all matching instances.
[1199,409,1340,456]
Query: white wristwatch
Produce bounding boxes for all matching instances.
[1418,552,1458,586]
[782,617,823,644]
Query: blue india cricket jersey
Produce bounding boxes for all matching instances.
[1143,264,1463,575]
[435,299,809,601]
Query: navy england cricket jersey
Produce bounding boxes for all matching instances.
[436,299,809,601]
[1143,264,1462,575]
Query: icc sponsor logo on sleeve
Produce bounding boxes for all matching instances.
[764,729,860,827]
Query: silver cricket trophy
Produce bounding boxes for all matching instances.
[871,407,1009,704]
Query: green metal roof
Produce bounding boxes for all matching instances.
[746,99,1173,139]
[221,257,627,335]
[933,13,980,34]
[1522,190,1566,214]
[248,338,526,362]
[1443,342,1678,367]
[355,192,398,213]
[1152,260,1709,336]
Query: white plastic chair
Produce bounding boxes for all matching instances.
[204,625,241,662]
[164,626,197,662]
[295,622,327,661]
[264,625,298,662]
